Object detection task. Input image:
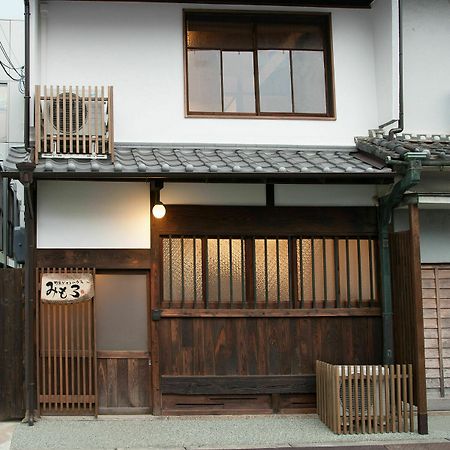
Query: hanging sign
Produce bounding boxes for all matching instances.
[41,273,94,303]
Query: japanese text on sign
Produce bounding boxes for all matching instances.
[41,273,94,303]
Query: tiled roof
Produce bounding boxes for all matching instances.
[2,143,391,177]
[356,132,450,164]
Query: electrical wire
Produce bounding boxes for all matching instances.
[0,40,22,78]
[0,60,21,82]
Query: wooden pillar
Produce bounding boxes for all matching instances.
[409,203,428,434]
[150,181,162,415]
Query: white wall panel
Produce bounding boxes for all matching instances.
[41,2,380,146]
[37,181,150,248]
[275,184,382,206]
[161,182,265,205]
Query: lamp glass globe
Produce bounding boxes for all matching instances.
[152,203,166,219]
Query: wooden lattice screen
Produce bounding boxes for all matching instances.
[316,361,414,434]
[34,85,114,160]
[36,268,97,415]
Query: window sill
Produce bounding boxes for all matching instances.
[185,113,337,121]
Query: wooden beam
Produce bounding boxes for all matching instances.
[36,249,151,269]
[157,307,381,318]
[161,375,316,395]
[153,206,378,237]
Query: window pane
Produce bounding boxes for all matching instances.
[207,238,245,306]
[292,51,327,114]
[163,237,203,306]
[258,50,292,113]
[188,50,222,112]
[257,23,324,50]
[223,52,255,113]
[187,20,253,50]
[255,239,289,304]
[95,274,148,351]
[0,83,7,143]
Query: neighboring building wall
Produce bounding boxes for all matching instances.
[394,208,450,264]
[36,180,151,248]
[0,19,24,158]
[37,2,395,146]
[403,0,450,134]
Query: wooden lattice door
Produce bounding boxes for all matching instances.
[37,268,97,415]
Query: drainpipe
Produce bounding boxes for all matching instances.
[24,0,31,153]
[22,0,35,426]
[388,0,404,140]
[378,159,421,364]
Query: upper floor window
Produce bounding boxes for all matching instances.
[185,12,335,119]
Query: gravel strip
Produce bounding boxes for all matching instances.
[10,414,450,450]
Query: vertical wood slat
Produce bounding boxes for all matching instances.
[55,86,60,155]
[62,86,67,154]
[34,85,41,159]
[434,267,445,397]
[36,268,96,415]
[88,86,92,159]
[108,85,115,160]
[316,361,414,435]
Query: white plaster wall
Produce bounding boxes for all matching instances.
[403,0,450,134]
[161,182,386,206]
[394,209,450,263]
[371,0,398,126]
[37,180,151,248]
[275,184,385,206]
[39,1,381,146]
[161,183,265,205]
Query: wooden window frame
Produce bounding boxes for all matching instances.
[184,10,336,120]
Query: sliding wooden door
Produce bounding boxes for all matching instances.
[95,273,151,414]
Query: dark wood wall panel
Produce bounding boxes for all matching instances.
[153,206,378,237]
[159,317,382,377]
[0,269,25,420]
[97,356,150,414]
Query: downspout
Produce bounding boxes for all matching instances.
[378,159,421,364]
[24,0,31,153]
[388,0,404,140]
[22,0,35,426]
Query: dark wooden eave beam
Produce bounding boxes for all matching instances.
[46,0,373,8]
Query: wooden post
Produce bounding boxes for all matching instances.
[409,203,428,434]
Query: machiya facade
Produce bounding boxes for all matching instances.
[1,0,450,433]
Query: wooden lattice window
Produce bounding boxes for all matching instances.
[161,236,378,309]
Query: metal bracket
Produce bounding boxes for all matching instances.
[152,309,161,321]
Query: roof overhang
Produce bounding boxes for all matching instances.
[1,143,393,184]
